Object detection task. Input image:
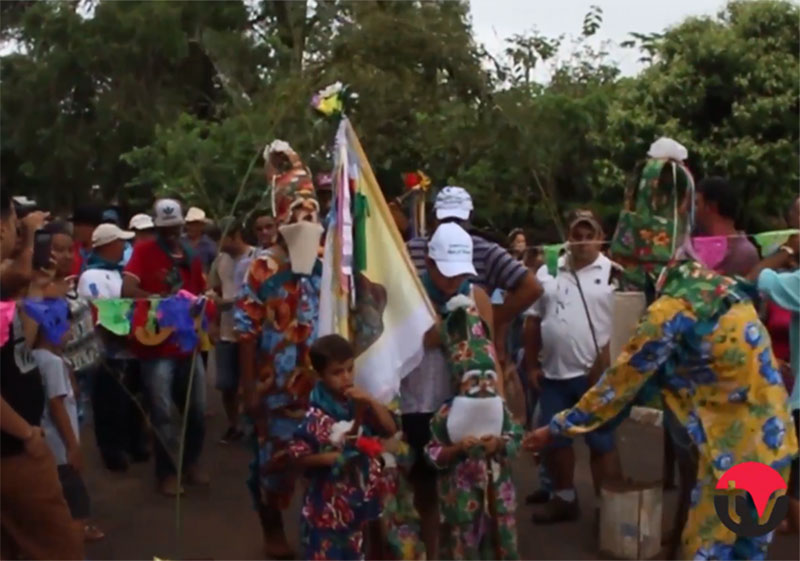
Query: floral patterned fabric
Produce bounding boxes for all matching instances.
[609,157,694,290]
[426,401,522,560]
[288,403,382,561]
[375,396,426,560]
[235,246,321,509]
[550,284,798,559]
[424,293,522,560]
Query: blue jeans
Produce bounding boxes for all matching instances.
[538,375,616,453]
[141,356,206,480]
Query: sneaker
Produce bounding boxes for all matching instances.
[158,475,184,497]
[525,488,552,505]
[531,496,580,524]
[219,427,244,444]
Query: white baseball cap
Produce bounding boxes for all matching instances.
[128,213,154,231]
[91,223,134,248]
[185,206,207,223]
[435,186,473,220]
[428,223,477,278]
[153,199,184,227]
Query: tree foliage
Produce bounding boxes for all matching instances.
[2,0,797,238]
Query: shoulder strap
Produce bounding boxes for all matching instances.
[568,262,600,357]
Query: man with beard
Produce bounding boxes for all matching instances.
[236,140,324,558]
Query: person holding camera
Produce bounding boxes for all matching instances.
[0,192,84,560]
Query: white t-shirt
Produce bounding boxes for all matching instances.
[32,349,78,466]
[210,247,255,342]
[526,254,614,380]
[77,268,124,299]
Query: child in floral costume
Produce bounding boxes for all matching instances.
[425,294,522,560]
[373,397,426,561]
[289,335,397,560]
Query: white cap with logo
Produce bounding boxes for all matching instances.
[434,186,473,220]
[91,224,134,248]
[428,223,477,278]
[185,206,207,223]
[153,199,184,227]
[128,213,155,231]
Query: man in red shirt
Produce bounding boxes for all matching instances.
[122,199,208,496]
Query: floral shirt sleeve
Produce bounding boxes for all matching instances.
[235,253,285,341]
[551,296,690,437]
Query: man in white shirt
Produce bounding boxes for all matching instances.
[77,223,149,473]
[525,210,621,524]
[208,217,255,444]
[76,223,132,299]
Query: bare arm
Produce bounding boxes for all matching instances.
[747,239,798,282]
[493,271,542,329]
[0,397,37,439]
[121,274,150,298]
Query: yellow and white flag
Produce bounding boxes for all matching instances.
[319,118,435,403]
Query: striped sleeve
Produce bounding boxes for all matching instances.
[406,237,428,277]
[475,237,528,292]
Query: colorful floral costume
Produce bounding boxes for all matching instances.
[550,261,798,560]
[235,140,323,509]
[425,293,522,560]
[288,382,382,560]
[374,395,426,561]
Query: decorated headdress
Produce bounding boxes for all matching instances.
[440,295,499,398]
[264,139,319,225]
[609,137,695,290]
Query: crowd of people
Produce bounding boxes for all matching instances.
[0,137,798,561]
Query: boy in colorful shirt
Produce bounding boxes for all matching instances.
[289,335,397,560]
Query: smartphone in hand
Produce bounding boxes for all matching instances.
[32,230,52,270]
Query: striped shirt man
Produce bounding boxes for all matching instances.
[406,233,529,293]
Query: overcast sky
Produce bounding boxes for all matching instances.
[469,0,727,76]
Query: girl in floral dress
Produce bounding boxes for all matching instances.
[288,334,397,560]
[425,295,523,560]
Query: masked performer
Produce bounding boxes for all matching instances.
[425,292,522,560]
[524,138,798,560]
[236,140,324,558]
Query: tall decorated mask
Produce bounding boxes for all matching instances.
[441,294,504,441]
[264,139,324,274]
[609,137,696,290]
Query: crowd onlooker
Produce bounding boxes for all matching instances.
[122,199,208,496]
[1,166,798,561]
[208,216,256,443]
[0,192,84,560]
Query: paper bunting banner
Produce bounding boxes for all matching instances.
[692,236,729,270]
[92,299,133,336]
[91,295,213,351]
[23,298,70,345]
[157,296,198,353]
[0,301,15,347]
[752,229,799,257]
[543,244,564,276]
